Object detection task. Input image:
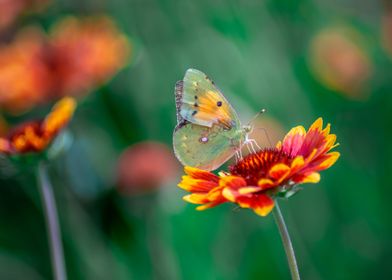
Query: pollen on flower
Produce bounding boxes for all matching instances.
[230,148,291,186]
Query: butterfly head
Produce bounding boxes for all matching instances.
[242,124,253,134]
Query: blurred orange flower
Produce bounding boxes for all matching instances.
[0,97,76,154]
[50,16,131,97]
[0,27,52,114]
[178,118,340,216]
[309,26,372,100]
[117,142,179,195]
[0,0,49,32]
[0,16,131,114]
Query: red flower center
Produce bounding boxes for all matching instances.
[229,148,292,186]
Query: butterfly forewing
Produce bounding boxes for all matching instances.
[176,69,241,129]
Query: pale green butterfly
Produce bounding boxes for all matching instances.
[173,69,261,171]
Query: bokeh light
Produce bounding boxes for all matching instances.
[309,26,373,100]
[117,141,179,195]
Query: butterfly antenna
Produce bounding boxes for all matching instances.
[247,108,267,126]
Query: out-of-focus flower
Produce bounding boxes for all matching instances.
[50,16,131,97]
[0,0,49,32]
[0,97,76,154]
[178,118,340,216]
[382,11,392,59]
[117,142,179,195]
[0,27,52,114]
[309,26,372,100]
[0,16,130,114]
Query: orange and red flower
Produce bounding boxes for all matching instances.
[0,97,76,154]
[178,118,340,216]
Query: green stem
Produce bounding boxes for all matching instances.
[37,162,67,280]
[272,201,300,280]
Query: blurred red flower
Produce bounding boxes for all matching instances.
[178,118,340,216]
[117,142,179,195]
[0,97,76,154]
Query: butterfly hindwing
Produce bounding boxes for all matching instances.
[173,121,245,171]
[175,69,241,129]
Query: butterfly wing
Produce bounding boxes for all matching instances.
[173,121,245,171]
[173,68,245,171]
[175,69,241,129]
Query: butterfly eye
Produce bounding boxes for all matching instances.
[199,136,209,143]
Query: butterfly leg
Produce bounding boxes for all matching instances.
[235,151,240,162]
[245,140,256,154]
[249,138,262,150]
[236,140,243,161]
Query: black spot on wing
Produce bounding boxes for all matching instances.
[174,120,189,132]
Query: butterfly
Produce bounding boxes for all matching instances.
[173,69,260,171]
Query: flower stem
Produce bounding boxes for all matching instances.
[272,201,300,280]
[37,162,67,280]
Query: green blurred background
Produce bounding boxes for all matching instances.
[1,0,392,279]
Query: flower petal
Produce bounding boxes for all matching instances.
[319,152,340,169]
[238,186,262,195]
[42,97,76,136]
[322,123,331,136]
[293,172,320,184]
[281,125,306,155]
[196,199,225,210]
[183,193,209,204]
[184,166,219,182]
[236,194,275,217]
[222,187,237,202]
[219,175,247,189]
[301,172,320,183]
[269,163,290,181]
[308,117,323,132]
[178,176,218,192]
[257,178,275,190]
[290,156,305,171]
